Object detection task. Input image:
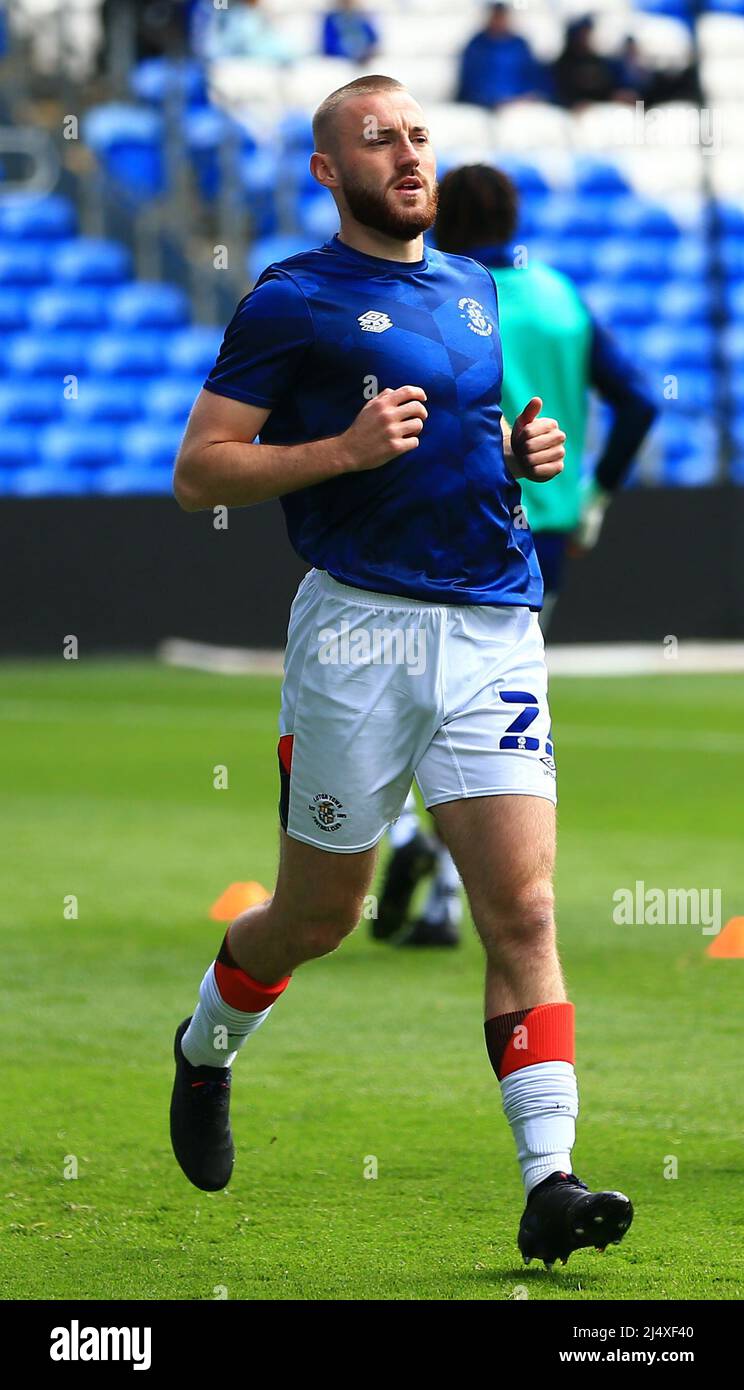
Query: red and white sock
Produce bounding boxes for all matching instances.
[485,1002,579,1195]
[181,930,290,1069]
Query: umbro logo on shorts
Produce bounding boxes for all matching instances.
[357,310,393,333]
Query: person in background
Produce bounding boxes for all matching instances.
[375,163,658,948]
[322,0,379,64]
[457,1,548,109]
[552,15,624,109]
[199,0,295,63]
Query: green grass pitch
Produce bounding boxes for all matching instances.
[2,659,742,1301]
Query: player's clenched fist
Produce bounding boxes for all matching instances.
[341,385,428,472]
[507,396,566,483]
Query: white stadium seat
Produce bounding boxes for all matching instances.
[696,15,744,60]
[701,58,744,103]
[208,59,287,115]
[492,101,574,152]
[424,103,493,156]
[281,57,358,110]
[376,14,477,60]
[360,56,458,104]
[592,13,693,69]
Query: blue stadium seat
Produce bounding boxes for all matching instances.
[493,160,551,199]
[584,283,652,327]
[537,241,595,285]
[0,194,76,240]
[594,239,680,282]
[573,159,629,196]
[611,199,681,239]
[30,286,110,330]
[657,282,710,323]
[51,238,132,284]
[183,106,259,200]
[0,381,64,423]
[297,191,338,241]
[728,282,744,321]
[247,234,323,283]
[69,379,145,421]
[40,424,122,470]
[640,325,714,369]
[721,233,744,279]
[89,331,174,376]
[280,112,315,154]
[8,466,91,496]
[0,288,30,330]
[145,379,203,420]
[0,425,39,468]
[96,464,174,495]
[120,423,183,468]
[0,242,53,285]
[130,57,207,107]
[83,104,166,200]
[108,283,190,329]
[167,327,223,375]
[6,332,92,378]
[722,324,744,365]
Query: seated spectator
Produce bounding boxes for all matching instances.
[553,16,624,108]
[322,1,379,64]
[199,0,295,64]
[457,2,548,109]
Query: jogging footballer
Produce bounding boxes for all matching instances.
[169,75,633,1269]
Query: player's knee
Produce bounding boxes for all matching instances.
[479,881,555,952]
[297,906,359,959]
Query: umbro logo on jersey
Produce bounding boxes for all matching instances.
[358,310,393,333]
[458,297,493,337]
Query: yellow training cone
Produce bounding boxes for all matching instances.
[706,916,744,958]
[209,881,270,922]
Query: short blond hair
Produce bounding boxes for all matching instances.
[312,74,406,153]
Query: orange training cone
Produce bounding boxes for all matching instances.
[209,881,270,922]
[706,916,744,958]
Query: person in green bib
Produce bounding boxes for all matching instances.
[374,162,657,947]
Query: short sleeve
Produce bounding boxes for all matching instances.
[203,272,314,409]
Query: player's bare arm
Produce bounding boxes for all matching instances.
[173,384,428,511]
[501,395,566,482]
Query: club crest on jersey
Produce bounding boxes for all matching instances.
[309,792,348,833]
[458,297,493,337]
[357,310,393,334]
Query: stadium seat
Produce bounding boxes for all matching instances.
[297,190,338,240]
[0,289,30,330]
[108,283,190,329]
[247,234,316,283]
[96,464,174,496]
[130,58,208,108]
[51,238,132,285]
[119,423,184,469]
[69,380,145,421]
[0,381,62,423]
[6,331,92,378]
[167,327,224,376]
[208,57,287,114]
[0,425,40,468]
[0,242,53,285]
[90,331,174,377]
[573,159,630,196]
[83,104,166,200]
[30,286,110,331]
[8,466,91,497]
[145,379,204,421]
[40,424,122,470]
[0,194,76,240]
[359,55,457,104]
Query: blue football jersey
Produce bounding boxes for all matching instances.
[204,234,542,607]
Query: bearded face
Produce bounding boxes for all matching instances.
[338,163,439,243]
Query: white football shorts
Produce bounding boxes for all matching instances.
[277,569,557,852]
